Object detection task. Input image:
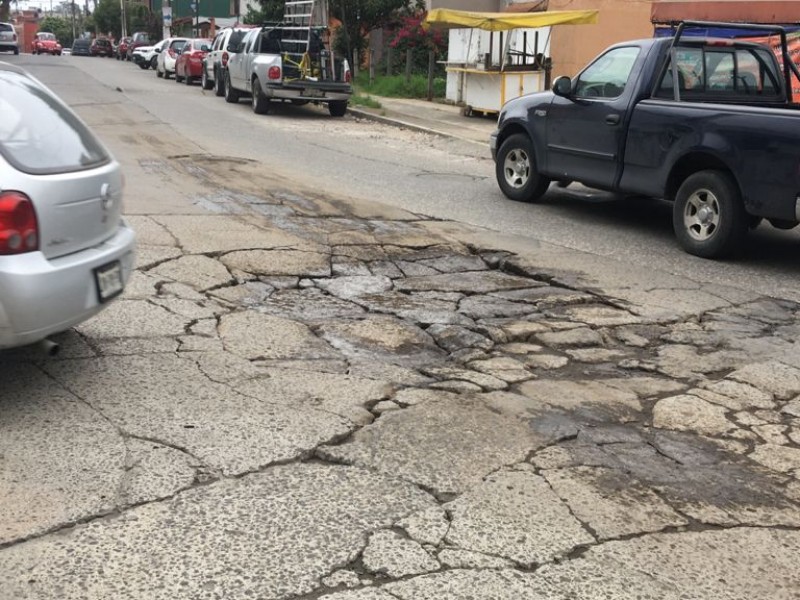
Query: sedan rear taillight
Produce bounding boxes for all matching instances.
[268,66,281,80]
[221,51,229,67]
[0,192,39,255]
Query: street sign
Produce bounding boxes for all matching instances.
[162,6,172,25]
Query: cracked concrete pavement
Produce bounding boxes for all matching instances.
[2,94,800,600]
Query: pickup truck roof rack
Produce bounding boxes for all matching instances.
[671,20,800,102]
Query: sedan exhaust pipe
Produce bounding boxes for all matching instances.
[38,338,60,357]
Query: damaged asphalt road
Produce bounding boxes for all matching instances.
[2,151,800,599]
[2,62,800,600]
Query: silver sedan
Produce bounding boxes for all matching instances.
[0,62,136,350]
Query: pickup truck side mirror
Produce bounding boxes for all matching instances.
[227,43,240,53]
[154,47,162,53]
[552,76,572,98]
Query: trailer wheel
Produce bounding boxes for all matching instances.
[495,133,550,203]
[224,74,240,103]
[673,170,747,258]
[252,78,271,114]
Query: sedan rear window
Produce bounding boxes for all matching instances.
[0,70,109,174]
[0,24,12,32]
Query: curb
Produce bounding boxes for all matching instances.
[346,107,489,148]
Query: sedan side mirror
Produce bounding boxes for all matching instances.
[552,76,572,98]
[154,47,162,53]
[226,43,240,53]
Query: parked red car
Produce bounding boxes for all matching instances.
[32,32,62,55]
[90,37,113,57]
[174,38,212,85]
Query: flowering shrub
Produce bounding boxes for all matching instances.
[389,12,445,55]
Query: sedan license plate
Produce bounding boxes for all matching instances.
[94,260,124,303]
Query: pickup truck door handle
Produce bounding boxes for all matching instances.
[605,114,621,126]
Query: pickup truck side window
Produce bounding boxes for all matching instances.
[574,46,641,99]
[657,46,781,99]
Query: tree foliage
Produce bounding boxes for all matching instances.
[92,0,121,38]
[243,0,284,24]
[330,0,410,69]
[0,0,9,23]
[38,15,75,47]
[388,10,445,72]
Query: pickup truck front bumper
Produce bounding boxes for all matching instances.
[489,131,499,161]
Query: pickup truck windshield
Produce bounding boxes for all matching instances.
[575,46,641,99]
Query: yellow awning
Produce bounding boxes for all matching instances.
[423,9,599,31]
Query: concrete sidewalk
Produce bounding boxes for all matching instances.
[348,95,498,146]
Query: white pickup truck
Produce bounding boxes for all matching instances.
[224,25,352,116]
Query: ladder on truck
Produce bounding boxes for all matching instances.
[279,0,336,81]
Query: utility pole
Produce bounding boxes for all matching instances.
[194,0,199,37]
[120,0,126,38]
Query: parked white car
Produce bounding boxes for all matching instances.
[0,62,136,350]
[0,22,19,55]
[202,26,252,95]
[155,37,188,79]
[134,39,168,70]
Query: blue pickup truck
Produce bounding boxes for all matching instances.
[491,21,800,258]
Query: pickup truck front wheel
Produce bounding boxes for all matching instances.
[673,170,747,258]
[496,134,550,202]
[224,75,240,104]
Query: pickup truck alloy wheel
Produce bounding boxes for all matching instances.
[224,74,240,103]
[202,69,213,90]
[673,170,747,258]
[496,133,550,202]
[215,69,225,97]
[252,78,271,114]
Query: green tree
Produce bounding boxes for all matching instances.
[331,0,411,71]
[92,0,121,38]
[243,0,283,24]
[39,15,75,47]
[0,0,10,23]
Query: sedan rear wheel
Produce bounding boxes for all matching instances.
[156,66,163,78]
[495,133,551,202]
[201,68,213,90]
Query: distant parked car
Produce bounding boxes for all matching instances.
[0,22,18,55]
[132,41,159,69]
[90,37,113,57]
[71,38,91,56]
[155,37,188,79]
[203,26,252,94]
[0,62,136,350]
[116,36,131,60]
[175,38,211,85]
[127,31,150,61]
[32,32,62,55]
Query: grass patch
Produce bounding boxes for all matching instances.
[355,73,446,99]
[350,94,382,109]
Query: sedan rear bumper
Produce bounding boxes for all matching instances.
[0,221,136,349]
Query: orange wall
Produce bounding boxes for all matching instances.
[548,0,654,77]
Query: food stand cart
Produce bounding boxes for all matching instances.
[424,9,598,115]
